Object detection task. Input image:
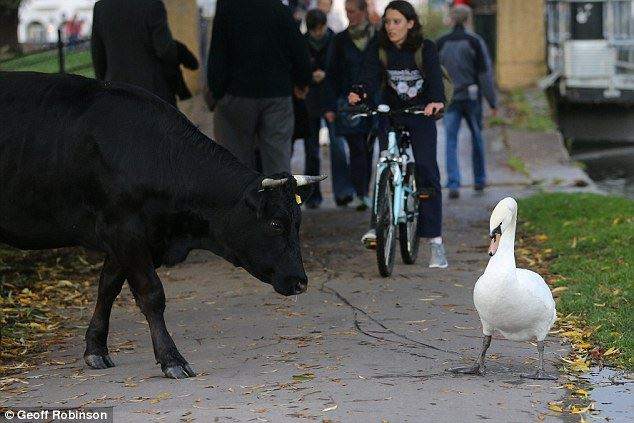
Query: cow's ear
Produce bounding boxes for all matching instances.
[294,185,314,205]
[244,189,265,220]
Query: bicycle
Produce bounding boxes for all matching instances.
[347,103,428,277]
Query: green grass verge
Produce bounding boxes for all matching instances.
[518,193,634,368]
[0,49,94,78]
[488,88,558,132]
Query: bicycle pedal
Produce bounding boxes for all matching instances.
[364,239,377,250]
[418,193,431,200]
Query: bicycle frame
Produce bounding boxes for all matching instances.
[348,103,422,226]
[373,131,410,226]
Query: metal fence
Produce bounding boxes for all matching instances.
[0,29,92,75]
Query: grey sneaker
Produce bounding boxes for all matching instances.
[429,243,448,268]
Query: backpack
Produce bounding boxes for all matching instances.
[378,44,453,119]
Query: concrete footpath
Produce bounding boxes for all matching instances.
[1,96,597,422]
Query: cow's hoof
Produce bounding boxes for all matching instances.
[84,354,115,369]
[163,363,196,379]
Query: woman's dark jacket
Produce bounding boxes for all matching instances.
[323,28,379,135]
[358,38,445,110]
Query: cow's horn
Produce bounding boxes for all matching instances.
[294,175,327,186]
[261,178,288,189]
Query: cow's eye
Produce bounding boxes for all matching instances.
[269,219,284,234]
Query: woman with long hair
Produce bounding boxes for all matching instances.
[349,0,448,268]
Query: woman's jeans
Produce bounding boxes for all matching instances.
[326,121,355,200]
[443,99,486,191]
[344,132,373,199]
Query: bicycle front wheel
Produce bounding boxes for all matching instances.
[376,168,396,277]
[399,163,420,264]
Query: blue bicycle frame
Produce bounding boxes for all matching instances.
[372,115,417,227]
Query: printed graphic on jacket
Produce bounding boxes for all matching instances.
[387,68,423,101]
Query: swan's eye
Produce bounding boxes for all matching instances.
[490,223,502,239]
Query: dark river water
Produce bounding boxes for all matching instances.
[570,143,634,199]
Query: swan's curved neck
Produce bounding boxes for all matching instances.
[487,219,517,272]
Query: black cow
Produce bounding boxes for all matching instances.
[0,71,323,378]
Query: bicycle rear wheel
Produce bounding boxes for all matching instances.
[399,163,420,264]
[376,168,396,277]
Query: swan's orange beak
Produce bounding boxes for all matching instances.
[488,233,500,256]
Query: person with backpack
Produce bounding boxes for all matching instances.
[437,4,497,199]
[348,0,448,269]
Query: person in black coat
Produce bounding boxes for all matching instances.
[91,0,179,105]
[292,9,334,208]
[207,0,311,175]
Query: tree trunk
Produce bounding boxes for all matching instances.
[0,6,20,56]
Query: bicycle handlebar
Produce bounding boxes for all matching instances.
[340,104,425,119]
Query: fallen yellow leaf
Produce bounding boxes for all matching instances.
[574,389,589,397]
[571,403,593,414]
[292,373,316,382]
[575,343,593,350]
[569,358,590,372]
[548,404,563,412]
[603,347,620,356]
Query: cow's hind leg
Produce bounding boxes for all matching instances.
[125,263,195,379]
[84,255,125,369]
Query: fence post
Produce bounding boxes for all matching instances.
[57,29,65,74]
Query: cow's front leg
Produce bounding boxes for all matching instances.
[84,255,125,369]
[125,264,195,379]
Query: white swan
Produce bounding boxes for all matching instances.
[449,197,557,380]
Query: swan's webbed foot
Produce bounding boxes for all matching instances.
[520,369,557,380]
[446,363,486,376]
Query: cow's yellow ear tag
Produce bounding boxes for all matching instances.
[295,194,302,205]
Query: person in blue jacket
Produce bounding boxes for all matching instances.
[437,4,496,199]
[348,0,448,269]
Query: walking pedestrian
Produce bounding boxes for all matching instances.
[324,0,379,211]
[91,0,179,106]
[437,4,496,199]
[293,9,335,209]
[207,0,312,175]
[349,0,448,268]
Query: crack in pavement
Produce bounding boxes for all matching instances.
[317,277,459,357]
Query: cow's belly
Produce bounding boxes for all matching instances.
[0,209,100,251]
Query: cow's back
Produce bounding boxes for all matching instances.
[0,72,255,252]
[0,72,172,249]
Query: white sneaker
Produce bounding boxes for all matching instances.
[361,229,376,248]
[429,243,448,268]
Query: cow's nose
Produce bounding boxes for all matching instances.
[293,280,307,294]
